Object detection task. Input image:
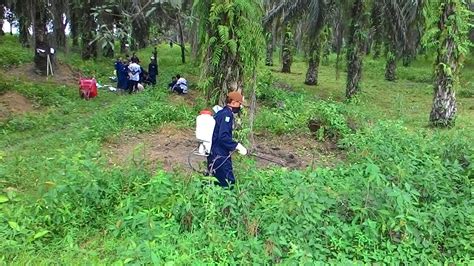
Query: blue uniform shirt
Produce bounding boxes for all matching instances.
[210,107,238,156]
[207,106,238,187]
[115,61,128,90]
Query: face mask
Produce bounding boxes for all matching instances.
[231,106,241,114]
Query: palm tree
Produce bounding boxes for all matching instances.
[0,4,4,36]
[4,0,29,46]
[281,24,294,73]
[263,0,278,66]
[69,0,82,47]
[81,0,98,59]
[370,0,384,59]
[373,0,423,81]
[264,0,326,81]
[303,0,326,85]
[30,0,52,75]
[346,0,368,99]
[50,0,69,49]
[193,0,264,105]
[429,0,472,127]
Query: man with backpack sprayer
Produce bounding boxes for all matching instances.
[207,91,248,187]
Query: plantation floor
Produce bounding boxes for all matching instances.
[6,62,80,86]
[104,123,344,174]
[0,91,35,121]
[269,55,474,132]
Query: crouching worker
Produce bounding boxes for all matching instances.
[172,74,188,94]
[207,91,247,187]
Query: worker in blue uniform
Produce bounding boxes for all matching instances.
[148,56,158,85]
[115,58,129,90]
[207,91,248,187]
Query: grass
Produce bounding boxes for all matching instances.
[269,52,474,133]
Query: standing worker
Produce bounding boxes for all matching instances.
[148,56,158,85]
[128,58,141,94]
[207,91,248,187]
[114,58,128,90]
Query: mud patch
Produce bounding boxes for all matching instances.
[104,125,344,173]
[0,91,35,120]
[104,125,198,173]
[252,133,344,169]
[7,61,80,87]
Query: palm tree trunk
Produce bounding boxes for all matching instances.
[281,27,293,73]
[385,56,397,81]
[305,42,321,86]
[294,22,304,53]
[70,7,79,47]
[265,32,274,66]
[190,19,199,58]
[51,2,67,50]
[81,0,97,60]
[18,16,30,47]
[0,5,4,36]
[33,3,50,75]
[177,12,186,64]
[345,0,365,99]
[430,2,459,127]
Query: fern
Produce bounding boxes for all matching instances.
[217,25,230,42]
[193,0,265,105]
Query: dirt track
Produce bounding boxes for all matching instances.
[104,124,345,173]
[0,91,35,121]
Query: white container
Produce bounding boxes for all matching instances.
[195,110,215,155]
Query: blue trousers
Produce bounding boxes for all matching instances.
[207,155,235,187]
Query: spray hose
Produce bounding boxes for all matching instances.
[187,146,233,175]
[188,146,286,176]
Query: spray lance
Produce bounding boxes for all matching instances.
[248,152,285,166]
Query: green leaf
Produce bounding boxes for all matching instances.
[123,258,134,264]
[151,252,160,264]
[8,221,20,231]
[0,195,9,203]
[33,230,49,240]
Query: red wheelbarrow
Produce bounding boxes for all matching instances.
[79,78,98,100]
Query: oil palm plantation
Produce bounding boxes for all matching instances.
[372,0,423,81]
[264,0,326,83]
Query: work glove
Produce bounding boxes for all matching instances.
[235,143,248,155]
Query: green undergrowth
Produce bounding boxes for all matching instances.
[0,36,32,69]
[1,37,473,264]
[1,121,472,264]
[254,70,351,140]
